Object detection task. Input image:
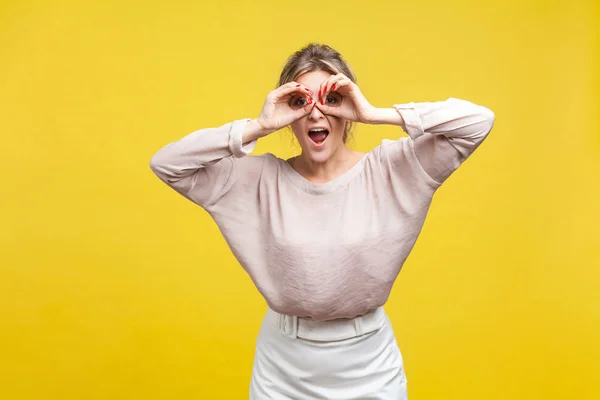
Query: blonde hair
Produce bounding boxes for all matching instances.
[278,43,357,143]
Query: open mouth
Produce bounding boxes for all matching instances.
[308,128,329,146]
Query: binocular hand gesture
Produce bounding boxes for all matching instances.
[255,82,315,134]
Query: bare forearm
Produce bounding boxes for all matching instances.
[367,107,406,128]
[242,118,273,144]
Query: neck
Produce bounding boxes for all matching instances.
[293,145,363,184]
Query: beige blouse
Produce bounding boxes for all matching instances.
[150,98,495,321]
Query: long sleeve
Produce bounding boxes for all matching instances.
[149,118,258,207]
[390,97,495,185]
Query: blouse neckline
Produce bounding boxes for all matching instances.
[275,153,370,195]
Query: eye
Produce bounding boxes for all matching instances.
[290,96,307,109]
[325,93,342,106]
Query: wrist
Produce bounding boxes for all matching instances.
[243,118,272,143]
[368,107,405,126]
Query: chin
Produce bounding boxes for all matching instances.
[302,142,341,164]
[305,150,332,164]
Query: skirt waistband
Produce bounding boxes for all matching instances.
[270,307,386,342]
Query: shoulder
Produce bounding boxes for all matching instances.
[366,137,413,166]
[363,137,412,176]
[250,152,294,168]
[365,138,441,190]
[237,152,283,166]
[231,152,287,176]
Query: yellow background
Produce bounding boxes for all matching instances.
[1,0,598,398]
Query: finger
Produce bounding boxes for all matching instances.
[285,87,315,110]
[287,92,313,109]
[330,76,351,92]
[319,74,346,104]
[318,77,334,103]
[299,83,315,98]
[314,101,341,118]
[324,77,352,106]
[275,81,314,101]
[294,82,315,101]
[297,102,314,118]
[318,79,351,110]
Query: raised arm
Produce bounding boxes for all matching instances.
[371,98,495,184]
[149,118,263,207]
[149,81,316,207]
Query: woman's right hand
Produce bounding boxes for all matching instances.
[254,82,315,136]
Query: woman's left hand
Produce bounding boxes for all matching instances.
[315,73,377,123]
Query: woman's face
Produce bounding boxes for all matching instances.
[289,70,346,164]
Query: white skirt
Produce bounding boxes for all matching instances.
[249,307,408,399]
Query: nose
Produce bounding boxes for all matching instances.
[308,102,325,120]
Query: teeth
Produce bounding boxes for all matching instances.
[309,128,327,132]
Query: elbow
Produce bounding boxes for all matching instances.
[449,97,496,139]
[149,152,161,174]
[148,148,187,188]
[149,150,169,180]
[477,105,495,140]
[149,152,160,171]
[482,106,495,131]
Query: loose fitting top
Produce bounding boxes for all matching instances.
[150,98,495,321]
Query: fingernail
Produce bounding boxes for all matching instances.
[305,88,312,93]
[332,84,336,90]
[296,84,301,87]
[321,99,324,105]
[318,90,321,97]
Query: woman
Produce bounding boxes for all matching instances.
[149,43,495,399]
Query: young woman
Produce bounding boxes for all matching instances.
[150,43,495,399]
